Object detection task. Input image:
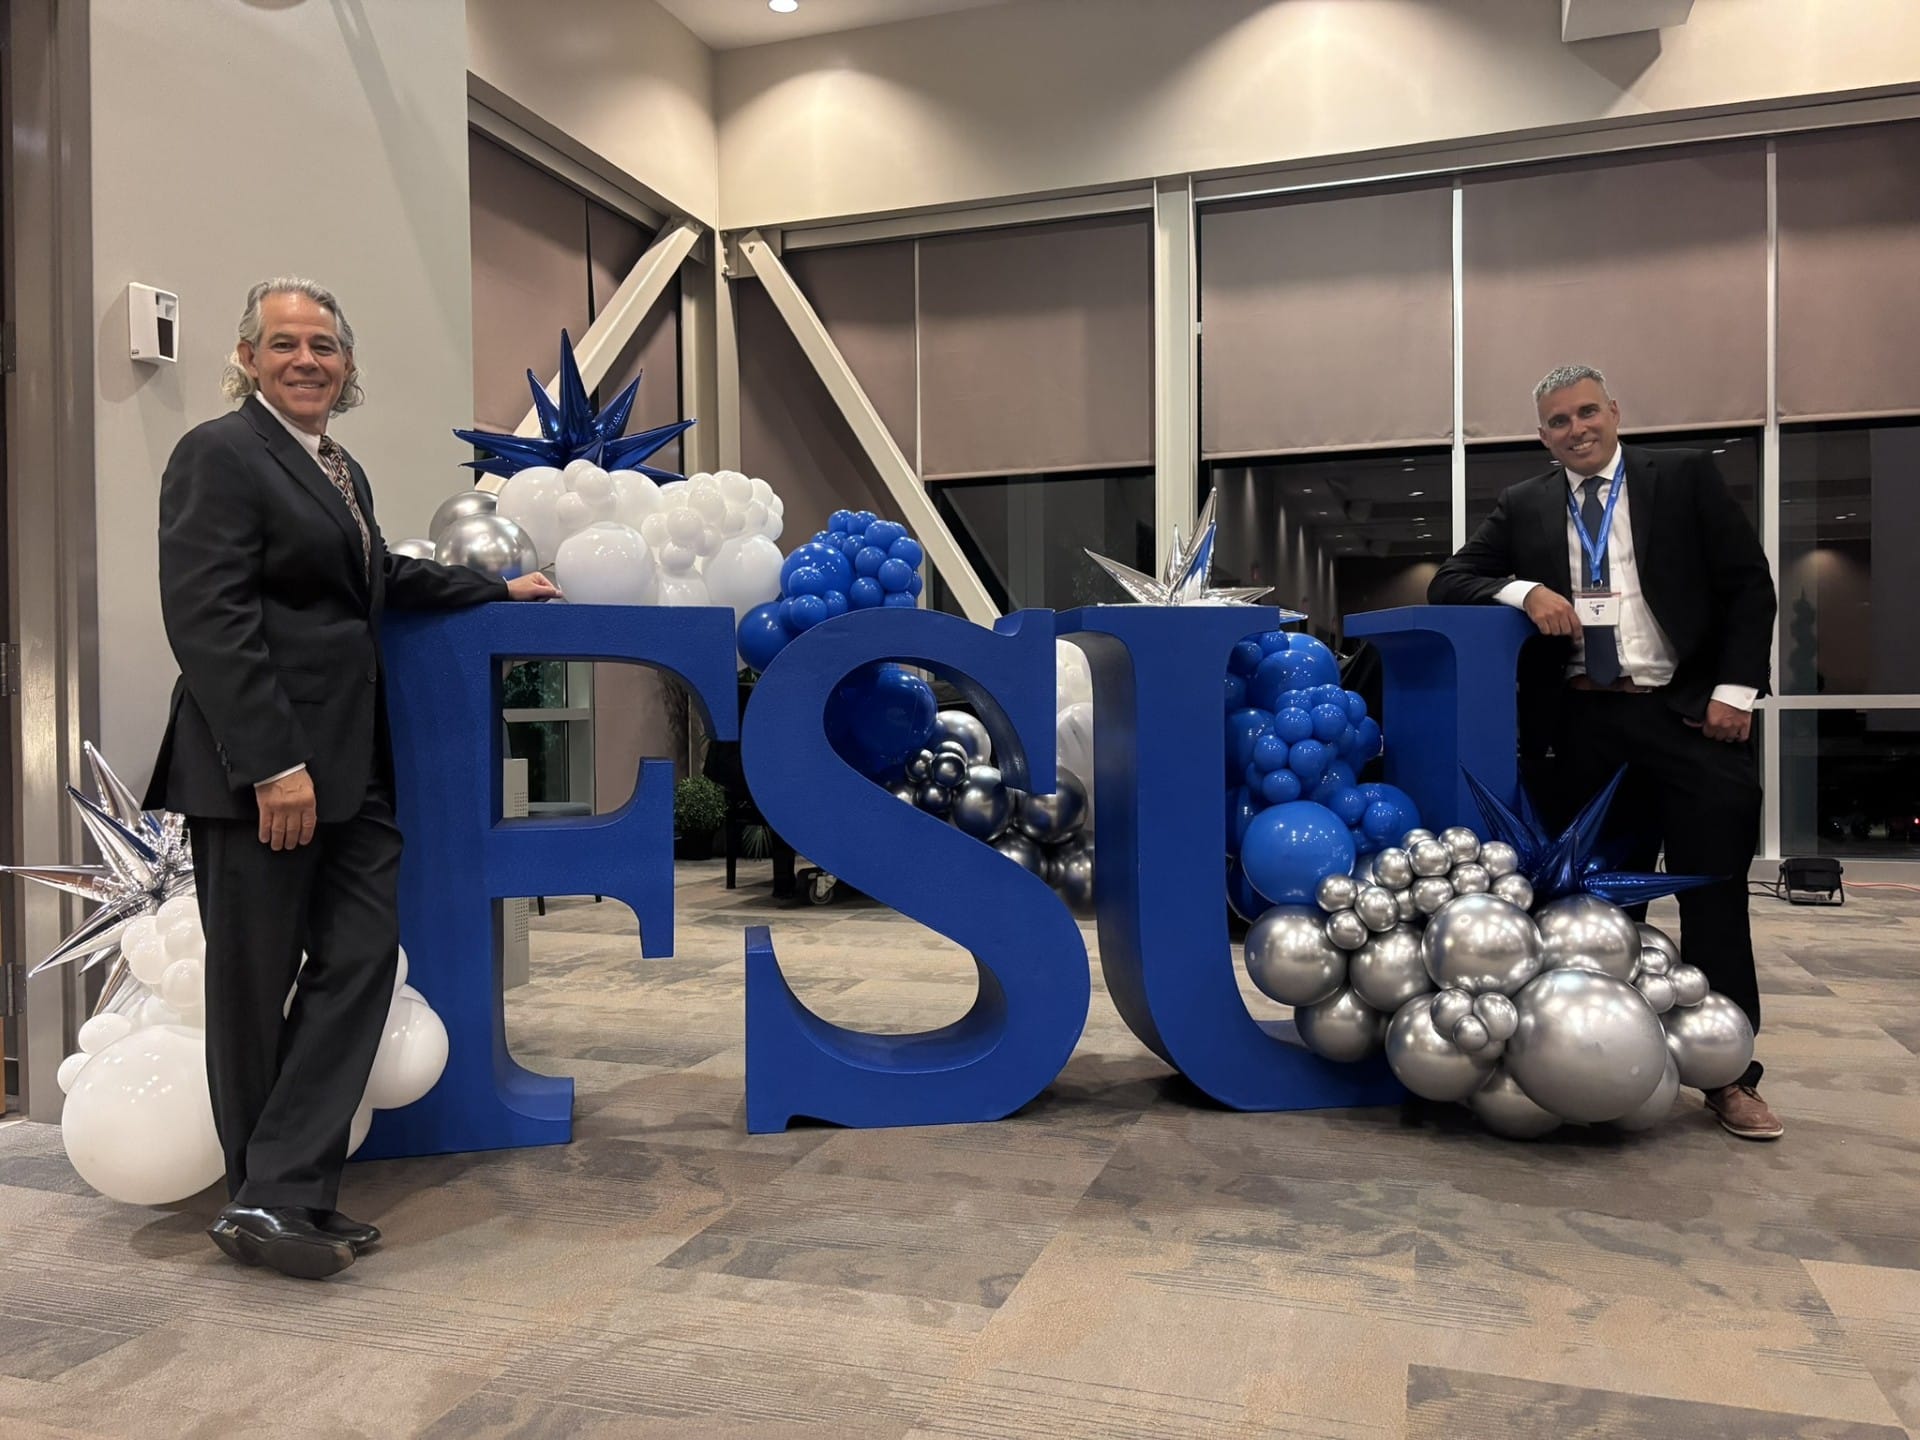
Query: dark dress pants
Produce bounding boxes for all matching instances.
[188,785,401,1210]
[1553,690,1765,1087]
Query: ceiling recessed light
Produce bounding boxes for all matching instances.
[769,0,799,12]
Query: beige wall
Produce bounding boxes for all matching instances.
[90,0,475,789]
[717,0,1920,227]
[466,0,718,225]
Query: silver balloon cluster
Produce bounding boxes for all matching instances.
[891,711,1094,913]
[1244,823,1755,1139]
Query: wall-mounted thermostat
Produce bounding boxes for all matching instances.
[129,282,179,364]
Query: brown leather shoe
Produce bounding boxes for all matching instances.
[1706,1083,1784,1140]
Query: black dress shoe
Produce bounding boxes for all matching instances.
[311,1209,381,1252]
[207,1204,354,1280]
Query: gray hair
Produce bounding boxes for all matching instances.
[220,277,364,412]
[1533,363,1609,404]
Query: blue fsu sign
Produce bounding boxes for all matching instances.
[358,601,1533,1159]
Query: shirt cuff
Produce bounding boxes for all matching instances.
[1710,685,1758,712]
[256,764,307,787]
[1495,580,1540,609]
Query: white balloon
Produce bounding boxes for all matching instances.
[572,465,613,503]
[122,917,171,986]
[346,1101,374,1158]
[639,511,670,550]
[56,1051,91,1094]
[744,500,769,535]
[665,505,704,546]
[364,995,449,1110]
[397,983,425,1006]
[137,995,182,1030]
[78,1012,134,1056]
[495,466,567,566]
[393,946,409,994]
[554,491,593,543]
[1056,702,1096,818]
[749,476,773,503]
[702,534,785,622]
[718,470,754,505]
[159,956,204,1014]
[156,894,200,944]
[1056,640,1094,709]
[554,522,659,606]
[720,508,747,538]
[561,457,601,489]
[689,487,726,526]
[659,540,698,575]
[61,1025,223,1205]
[162,920,205,964]
[656,569,711,608]
[697,524,723,558]
[609,471,663,528]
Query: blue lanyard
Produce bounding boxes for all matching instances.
[1566,456,1626,590]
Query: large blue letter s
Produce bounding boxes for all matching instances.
[740,608,1089,1133]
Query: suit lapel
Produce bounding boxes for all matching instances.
[241,397,371,600]
[1534,470,1574,598]
[1623,445,1658,574]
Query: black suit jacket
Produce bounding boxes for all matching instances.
[1428,445,1776,725]
[145,396,506,823]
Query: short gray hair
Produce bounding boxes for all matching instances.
[220,277,364,412]
[1533,363,1609,404]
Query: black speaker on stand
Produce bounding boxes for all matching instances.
[1779,857,1844,906]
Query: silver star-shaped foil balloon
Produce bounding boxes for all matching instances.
[2,745,194,1015]
[1084,488,1295,612]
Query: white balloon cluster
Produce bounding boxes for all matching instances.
[56,896,449,1205]
[413,466,788,619]
[1055,639,1096,831]
[1244,823,1756,1140]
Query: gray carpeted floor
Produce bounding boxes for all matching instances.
[3,864,1918,1438]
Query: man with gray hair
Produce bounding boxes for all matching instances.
[145,279,558,1277]
[1429,365,1780,1139]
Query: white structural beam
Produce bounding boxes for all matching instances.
[1562,0,1693,42]
[513,218,703,439]
[1153,175,1199,563]
[738,230,1001,625]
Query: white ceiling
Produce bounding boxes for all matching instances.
[656,0,1027,51]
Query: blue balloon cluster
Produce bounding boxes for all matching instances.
[737,510,926,673]
[1221,629,1421,916]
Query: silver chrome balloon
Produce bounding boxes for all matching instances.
[1473,992,1519,1042]
[1051,840,1095,912]
[435,512,539,581]
[1420,893,1543,995]
[1637,922,1682,971]
[1295,986,1387,1062]
[1016,767,1088,843]
[1349,924,1431,1012]
[1351,855,1379,888]
[1490,873,1535,910]
[1635,974,1676,1015]
[905,751,934,783]
[391,537,437,560]
[1479,841,1520,879]
[1452,1015,1493,1054]
[1317,873,1360,914]
[1536,894,1641,980]
[1430,987,1476,1035]
[1326,909,1370,953]
[1353,885,1399,933]
[1470,1067,1563,1140]
[1386,994,1496,1102]
[1410,840,1452,878]
[1636,946,1673,979]
[888,782,917,806]
[916,782,952,816]
[1662,992,1754,1090]
[1401,828,1437,848]
[930,750,969,789]
[1508,969,1667,1123]
[950,778,1013,840]
[1449,862,1491,895]
[1394,887,1419,922]
[1244,905,1347,1008]
[1439,826,1481,865]
[931,710,992,765]
[429,488,497,542]
[993,831,1047,876]
[1372,848,1414,890]
[1668,962,1710,1008]
[1411,876,1454,915]
[1611,1052,1681,1132]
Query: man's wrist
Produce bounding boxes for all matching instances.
[1495,580,1541,610]
[256,763,308,788]
[1710,685,1758,713]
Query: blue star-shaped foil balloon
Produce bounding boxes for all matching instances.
[1463,765,1720,908]
[452,329,695,481]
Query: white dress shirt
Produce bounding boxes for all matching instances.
[1495,446,1757,712]
[257,397,332,787]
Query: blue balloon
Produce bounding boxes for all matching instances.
[1249,651,1309,709]
[1329,786,1369,827]
[866,520,906,550]
[907,572,923,598]
[783,594,828,632]
[838,534,863,557]
[877,557,915,593]
[825,662,936,778]
[1273,706,1314,744]
[829,512,850,534]
[1351,716,1383,763]
[1225,708,1273,782]
[1224,674,1248,711]
[736,602,790,672]
[1286,737,1329,781]
[889,536,925,569]
[1252,733,1290,774]
[1357,781,1421,842]
[1226,860,1271,925]
[786,564,832,597]
[1240,801,1357,907]
[882,591,917,608]
[851,510,877,534]
[823,590,849,618]
[1256,630,1295,655]
[1260,769,1303,807]
[781,541,853,594]
[1343,689,1368,724]
[1227,786,1258,856]
[1310,703,1348,742]
[1274,637,1340,690]
[854,546,887,577]
[849,576,884,609]
[1322,759,1356,791]
[1228,639,1263,678]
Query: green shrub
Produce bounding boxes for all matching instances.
[673,775,727,838]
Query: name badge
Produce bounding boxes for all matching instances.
[1576,589,1621,628]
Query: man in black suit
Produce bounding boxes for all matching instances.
[1429,365,1780,1139]
[146,279,559,1278]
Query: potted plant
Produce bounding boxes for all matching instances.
[673,775,727,861]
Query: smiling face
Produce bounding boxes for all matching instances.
[238,291,352,434]
[1536,377,1621,476]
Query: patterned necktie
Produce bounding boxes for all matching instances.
[316,435,371,576]
[1579,474,1622,686]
